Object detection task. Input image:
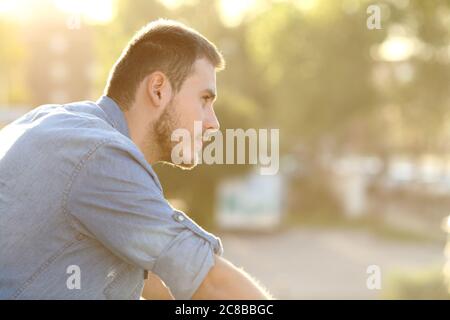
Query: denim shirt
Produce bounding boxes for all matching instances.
[0,96,223,300]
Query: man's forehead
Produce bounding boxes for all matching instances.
[190,58,216,84]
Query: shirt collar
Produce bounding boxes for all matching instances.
[96,95,130,138]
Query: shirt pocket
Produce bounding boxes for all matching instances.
[103,262,145,300]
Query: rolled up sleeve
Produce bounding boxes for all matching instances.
[66,140,223,299]
[153,210,223,299]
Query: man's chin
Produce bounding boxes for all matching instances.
[174,161,197,170]
[160,158,198,170]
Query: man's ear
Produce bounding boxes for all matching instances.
[146,71,172,108]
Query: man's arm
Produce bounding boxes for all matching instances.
[141,272,174,300]
[192,255,273,300]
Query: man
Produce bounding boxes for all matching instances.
[0,19,271,300]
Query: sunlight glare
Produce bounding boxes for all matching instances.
[378,36,417,62]
[53,0,114,24]
[219,0,257,28]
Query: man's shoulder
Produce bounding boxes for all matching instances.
[11,100,130,148]
[1,99,146,177]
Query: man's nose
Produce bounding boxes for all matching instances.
[203,107,220,132]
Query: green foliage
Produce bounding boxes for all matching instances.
[0,20,27,103]
[383,266,450,300]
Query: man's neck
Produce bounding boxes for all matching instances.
[123,111,161,165]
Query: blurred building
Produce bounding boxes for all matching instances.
[24,7,96,106]
[216,169,285,232]
[323,153,450,239]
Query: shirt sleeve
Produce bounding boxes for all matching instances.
[66,140,223,299]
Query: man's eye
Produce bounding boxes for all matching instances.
[202,96,210,103]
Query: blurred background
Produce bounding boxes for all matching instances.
[0,0,449,299]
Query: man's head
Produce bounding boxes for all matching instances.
[105,19,225,168]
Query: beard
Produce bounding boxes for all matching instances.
[149,99,197,169]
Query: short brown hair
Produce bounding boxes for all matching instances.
[105,19,225,110]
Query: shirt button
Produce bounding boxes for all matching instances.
[173,213,185,222]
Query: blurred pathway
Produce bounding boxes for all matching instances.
[219,227,445,299]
